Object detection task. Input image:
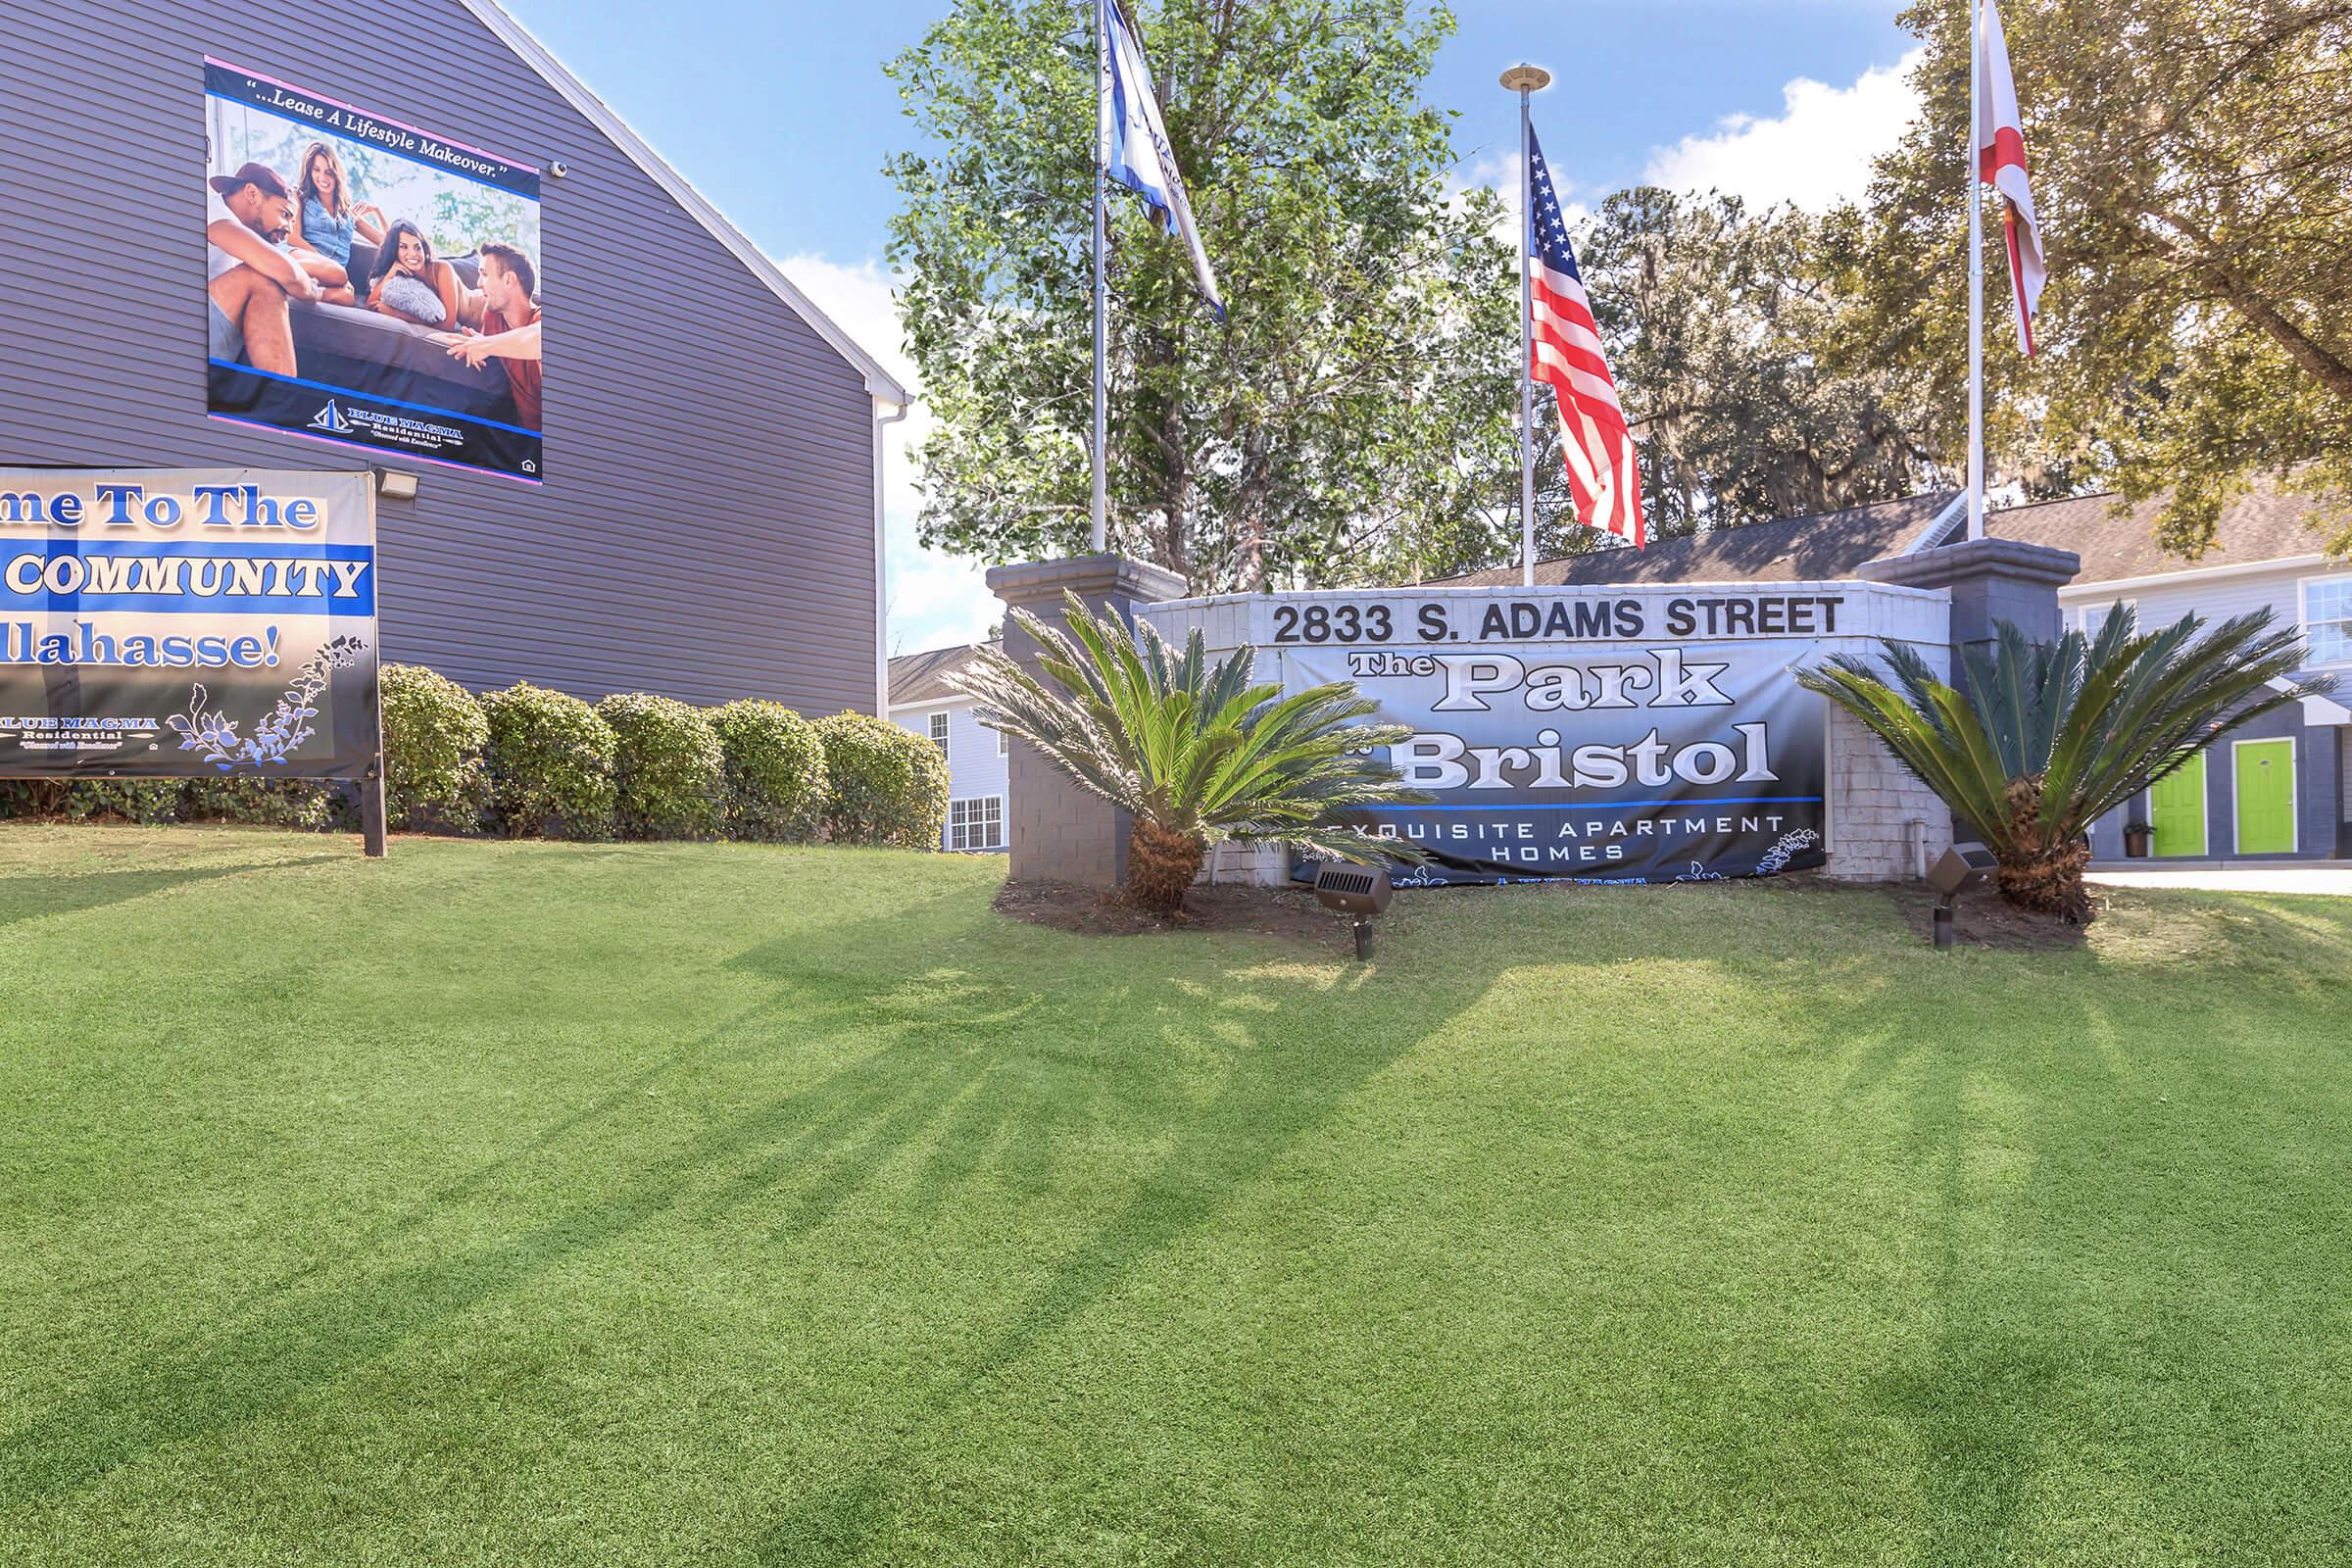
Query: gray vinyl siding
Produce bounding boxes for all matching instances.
[890,698,1009,849]
[2064,565,2311,643]
[0,0,879,713]
[2074,564,2349,860]
[2340,728,2352,857]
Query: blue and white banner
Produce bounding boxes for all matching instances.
[204,60,544,481]
[1101,0,1226,321]
[1278,589,1835,884]
[0,469,380,779]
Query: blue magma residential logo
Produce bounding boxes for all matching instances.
[309,402,353,434]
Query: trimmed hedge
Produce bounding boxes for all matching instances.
[478,682,616,840]
[381,663,489,830]
[709,700,826,842]
[597,693,724,840]
[178,777,350,831]
[0,778,345,829]
[815,712,950,850]
[66,782,183,824]
[8,667,951,853]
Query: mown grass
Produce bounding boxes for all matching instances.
[1,827,2347,1566]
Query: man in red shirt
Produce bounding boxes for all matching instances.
[447,242,541,429]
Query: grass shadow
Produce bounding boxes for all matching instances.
[742,949,1549,1564]
[0,856,346,930]
[4,886,1446,1518]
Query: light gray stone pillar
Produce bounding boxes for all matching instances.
[1855,538,2081,866]
[986,554,1188,889]
[1857,537,2081,667]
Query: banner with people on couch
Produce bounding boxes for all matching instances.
[203,60,544,482]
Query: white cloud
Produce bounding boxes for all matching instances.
[1643,49,1924,212]
[1450,151,1591,249]
[777,253,1000,660]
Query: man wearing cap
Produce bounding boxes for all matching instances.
[206,162,321,376]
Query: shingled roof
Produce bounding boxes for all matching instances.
[1433,492,1962,588]
[1431,476,2337,590]
[1988,479,2336,583]
[887,643,988,709]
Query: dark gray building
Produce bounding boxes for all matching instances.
[0,0,906,713]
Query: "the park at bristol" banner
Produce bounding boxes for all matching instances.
[1276,588,1837,884]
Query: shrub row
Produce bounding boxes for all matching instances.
[398,667,950,847]
[1,665,951,851]
[0,777,350,831]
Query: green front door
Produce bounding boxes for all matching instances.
[2150,756,2206,858]
[2235,740,2297,854]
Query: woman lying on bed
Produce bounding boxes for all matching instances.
[365,220,463,330]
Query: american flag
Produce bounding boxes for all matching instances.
[1527,129,1645,549]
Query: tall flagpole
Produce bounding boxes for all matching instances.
[1091,0,1110,553]
[1501,65,1550,588]
[1965,0,1984,541]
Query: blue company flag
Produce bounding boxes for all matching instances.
[1101,0,1226,321]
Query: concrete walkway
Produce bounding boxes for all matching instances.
[2089,862,2352,896]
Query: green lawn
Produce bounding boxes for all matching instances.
[2,828,2348,1566]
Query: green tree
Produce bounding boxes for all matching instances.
[1838,0,2352,554]
[885,0,1521,590]
[1577,188,1942,539]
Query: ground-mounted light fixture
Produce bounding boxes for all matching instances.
[1313,862,1394,961]
[1926,843,1997,949]
[373,468,419,503]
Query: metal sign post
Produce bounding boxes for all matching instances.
[1499,64,1552,588]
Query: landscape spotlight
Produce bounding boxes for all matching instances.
[1926,843,1997,950]
[1312,861,1394,961]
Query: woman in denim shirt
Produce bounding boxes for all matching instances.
[290,141,384,303]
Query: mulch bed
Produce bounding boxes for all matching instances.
[1872,878,2091,951]
[995,877,1359,946]
[999,867,2095,953]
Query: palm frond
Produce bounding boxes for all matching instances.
[944,591,1431,863]
[1800,609,2336,871]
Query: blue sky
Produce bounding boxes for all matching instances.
[505,0,1926,655]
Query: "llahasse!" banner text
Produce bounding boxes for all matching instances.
[0,469,379,779]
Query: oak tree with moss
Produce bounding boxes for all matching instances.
[1832,0,2352,554]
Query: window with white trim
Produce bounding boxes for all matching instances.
[927,710,949,747]
[948,796,1004,851]
[996,724,1007,757]
[2304,574,2352,665]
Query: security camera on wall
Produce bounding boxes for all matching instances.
[547,159,570,178]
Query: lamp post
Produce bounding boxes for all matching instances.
[1499,65,1551,587]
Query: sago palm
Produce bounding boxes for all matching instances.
[1799,607,2330,924]
[947,592,1429,913]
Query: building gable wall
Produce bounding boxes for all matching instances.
[2064,562,2333,651]
[0,0,881,712]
